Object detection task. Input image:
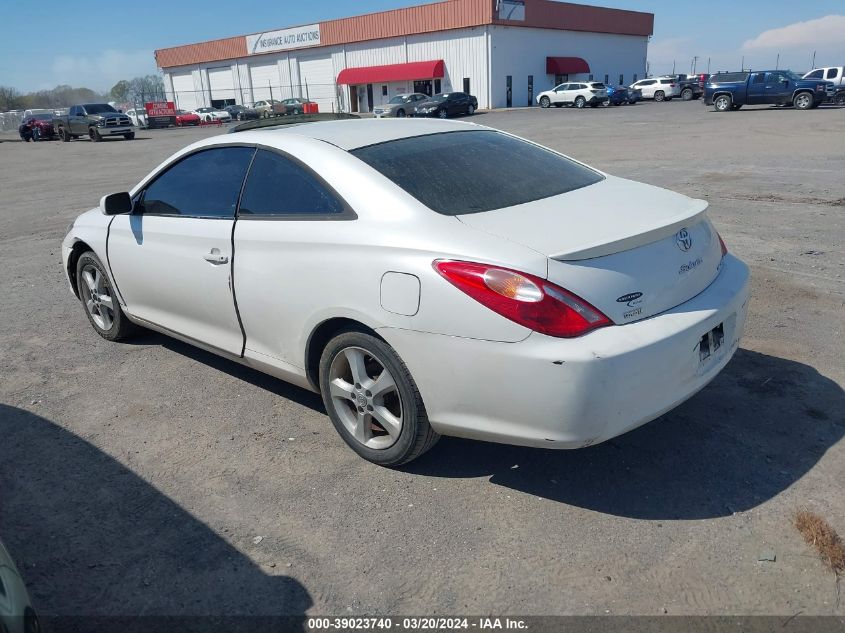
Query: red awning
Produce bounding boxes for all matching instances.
[546,57,590,75]
[337,60,445,85]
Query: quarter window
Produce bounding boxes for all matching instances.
[806,70,823,79]
[239,149,344,217]
[826,68,839,79]
[141,147,255,218]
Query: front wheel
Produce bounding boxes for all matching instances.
[396,109,406,118]
[539,96,550,108]
[467,104,475,115]
[437,109,448,119]
[713,94,732,112]
[319,330,439,466]
[654,90,665,102]
[574,96,586,108]
[89,127,101,142]
[834,92,845,106]
[76,251,136,341]
[793,92,813,110]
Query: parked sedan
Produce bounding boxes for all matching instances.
[0,538,40,633]
[413,92,477,118]
[125,108,148,128]
[192,107,232,123]
[225,104,260,121]
[175,110,200,127]
[374,93,429,118]
[62,119,748,466]
[251,99,286,118]
[280,98,317,115]
[606,85,639,105]
[18,113,56,141]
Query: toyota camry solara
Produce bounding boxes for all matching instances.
[62,119,749,466]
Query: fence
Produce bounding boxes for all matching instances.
[166,82,345,114]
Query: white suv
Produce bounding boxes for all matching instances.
[630,77,680,101]
[537,82,609,108]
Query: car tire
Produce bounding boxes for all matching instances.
[89,127,101,142]
[467,104,475,115]
[76,251,137,342]
[714,94,732,112]
[793,92,813,110]
[124,132,135,140]
[681,88,693,100]
[437,109,448,119]
[539,96,551,108]
[397,109,406,118]
[574,96,586,108]
[654,91,665,102]
[834,92,845,106]
[60,128,70,141]
[319,330,439,466]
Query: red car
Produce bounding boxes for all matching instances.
[19,113,56,141]
[175,110,200,127]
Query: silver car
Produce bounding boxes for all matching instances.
[0,539,39,633]
[373,93,429,118]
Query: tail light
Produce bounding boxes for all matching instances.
[433,260,612,338]
[669,83,676,87]
[718,233,728,257]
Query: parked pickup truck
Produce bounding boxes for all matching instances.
[803,67,845,105]
[54,103,135,142]
[705,70,833,111]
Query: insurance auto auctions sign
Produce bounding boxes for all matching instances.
[246,24,321,55]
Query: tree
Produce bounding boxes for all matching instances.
[110,80,131,102]
[0,86,25,111]
[127,74,166,104]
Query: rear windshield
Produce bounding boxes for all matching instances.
[83,104,118,114]
[351,130,604,216]
[709,72,749,83]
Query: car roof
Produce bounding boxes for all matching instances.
[226,118,482,151]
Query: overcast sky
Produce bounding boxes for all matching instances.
[1,0,842,92]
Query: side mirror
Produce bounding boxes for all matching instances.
[100,192,132,215]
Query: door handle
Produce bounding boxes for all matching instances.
[203,248,229,265]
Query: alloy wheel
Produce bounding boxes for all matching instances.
[328,347,403,450]
[80,264,114,330]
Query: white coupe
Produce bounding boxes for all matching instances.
[62,119,749,465]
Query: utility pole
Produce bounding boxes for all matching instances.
[741,56,744,71]
[707,57,711,74]
[775,52,780,70]
[692,56,699,75]
[672,59,676,74]
[269,80,274,102]
[811,50,816,69]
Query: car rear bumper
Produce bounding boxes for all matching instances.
[380,254,750,449]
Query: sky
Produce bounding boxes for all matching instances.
[0,0,843,93]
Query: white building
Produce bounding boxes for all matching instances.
[155,0,653,113]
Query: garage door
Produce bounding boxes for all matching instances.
[208,67,236,107]
[171,71,198,111]
[298,55,336,112]
[250,63,281,103]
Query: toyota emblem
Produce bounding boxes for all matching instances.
[676,228,693,252]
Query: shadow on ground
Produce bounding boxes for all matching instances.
[0,404,312,632]
[404,349,845,520]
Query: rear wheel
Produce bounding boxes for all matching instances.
[654,90,665,102]
[319,330,438,466]
[793,92,813,110]
[574,96,586,108]
[76,251,136,342]
[713,94,732,112]
[681,88,693,100]
[539,96,550,108]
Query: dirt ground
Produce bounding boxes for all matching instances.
[0,101,843,621]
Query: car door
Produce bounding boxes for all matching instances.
[107,146,255,355]
[638,80,655,98]
[233,148,352,366]
[765,72,792,104]
[69,105,86,134]
[747,72,767,104]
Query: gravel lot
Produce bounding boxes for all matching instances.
[1,101,844,621]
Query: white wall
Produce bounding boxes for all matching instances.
[489,26,648,108]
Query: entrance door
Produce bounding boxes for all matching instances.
[528,75,534,106]
[366,84,374,112]
[506,75,512,108]
[108,147,255,355]
[414,80,433,96]
[349,86,359,113]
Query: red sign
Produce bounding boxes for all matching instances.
[145,101,176,117]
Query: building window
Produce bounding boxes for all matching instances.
[382,85,388,96]
[633,73,638,82]
[588,74,593,81]
[604,74,609,85]
[619,74,624,85]
[554,74,569,85]
[434,78,441,93]
[463,78,470,94]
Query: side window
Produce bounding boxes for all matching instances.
[142,147,255,218]
[752,73,765,84]
[826,68,839,79]
[239,149,345,217]
[806,70,823,79]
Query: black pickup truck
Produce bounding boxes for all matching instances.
[54,103,135,142]
[704,70,833,111]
